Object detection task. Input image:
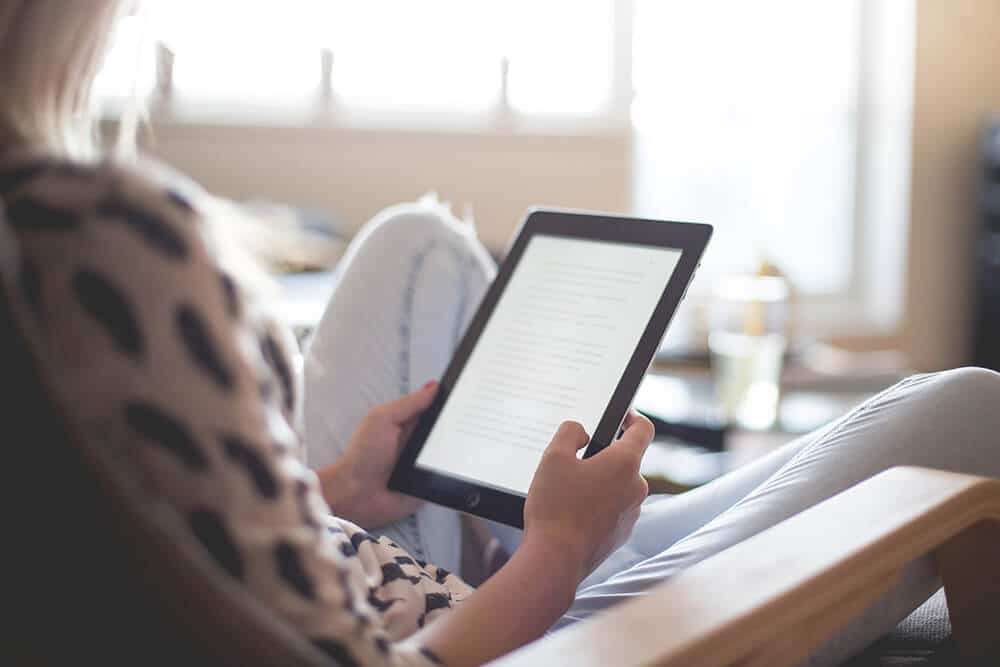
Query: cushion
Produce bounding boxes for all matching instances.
[846,589,958,666]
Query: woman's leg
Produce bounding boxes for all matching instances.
[561,367,1000,665]
[303,197,496,573]
[579,424,815,588]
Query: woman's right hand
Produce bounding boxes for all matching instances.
[413,412,654,667]
[523,411,654,584]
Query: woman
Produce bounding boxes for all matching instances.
[1,2,998,665]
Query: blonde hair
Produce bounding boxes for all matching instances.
[0,0,129,159]
[0,1,275,295]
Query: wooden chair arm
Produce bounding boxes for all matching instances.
[489,466,1000,667]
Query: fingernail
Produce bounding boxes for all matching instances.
[423,380,438,390]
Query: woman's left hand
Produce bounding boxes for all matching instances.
[318,381,438,528]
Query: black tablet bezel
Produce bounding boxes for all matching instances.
[389,209,712,528]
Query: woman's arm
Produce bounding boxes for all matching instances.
[312,373,653,663]
[406,533,581,665]
[408,414,654,666]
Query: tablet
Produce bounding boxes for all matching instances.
[389,210,712,528]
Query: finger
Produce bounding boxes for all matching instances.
[397,418,420,453]
[632,476,650,507]
[381,381,439,423]
[615,412,655,464]
[546,421,590,455]
[621,409,642,431]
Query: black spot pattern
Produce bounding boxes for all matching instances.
[6,197,80,230]
[218,271,240,319]
[189,509,243,579]
[18,257,42,319]
[73,270,144,358]
[350,531,379,553]
[166,190,195,215]
[417,592,453,627]
[176,304,234,391]
[380,562,422,586]
[1,161,485,664]
[434,567,451,585]
[421,647,445,665]
[366,587,400,613]
[124,401,208,469]
[275,541,315,600]
[311,639,361,667]
[0,161,48,194]
[425,592,451,613]
[260,334,294,414]
[51,163,94,179]
[221,435,278,499]
[97,196,188,259]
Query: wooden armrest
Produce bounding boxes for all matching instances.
[490,467,1000,667]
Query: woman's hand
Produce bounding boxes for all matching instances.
[524,411,654,583]
[318,381,438,528]
[411,410,654,667]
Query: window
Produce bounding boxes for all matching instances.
[631,0,862,296]
[96,1,913,335]
[503,1,615,115]
[165,2,321,101]
[93,14,156,102]
[97,1,618,116]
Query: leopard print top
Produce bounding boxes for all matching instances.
[0,151,473,666]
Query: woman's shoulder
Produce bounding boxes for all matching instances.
[0,149,303,445]
[0,150,204,237]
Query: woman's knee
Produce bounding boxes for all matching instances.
[793,367,1000,478]
[351,199,493,277]
[917,366,1000,420]
[884,366,1000,474]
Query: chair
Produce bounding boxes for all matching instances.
[2,285,998,666]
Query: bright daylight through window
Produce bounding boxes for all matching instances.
[97,0,616,114]
[632,0,862,297]
[96,0,870,307]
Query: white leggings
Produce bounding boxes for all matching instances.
[304,203,1000,666]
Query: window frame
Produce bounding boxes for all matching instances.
[99,0,912,340]
[101,1,634,136]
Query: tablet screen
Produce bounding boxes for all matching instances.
[414,234,683,496]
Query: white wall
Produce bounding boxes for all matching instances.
[903,0,1000,370]
[141,122,629,253]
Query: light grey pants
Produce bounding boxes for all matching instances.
[304,203,1000,666]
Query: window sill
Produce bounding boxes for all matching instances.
[102,95,631,139]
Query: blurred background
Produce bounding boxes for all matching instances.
[97,0,1000,487]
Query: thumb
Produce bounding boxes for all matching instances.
[382,381,439,423]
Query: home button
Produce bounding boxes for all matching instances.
[465,492,481,509]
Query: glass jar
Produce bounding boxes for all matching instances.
[708,271,789,430]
